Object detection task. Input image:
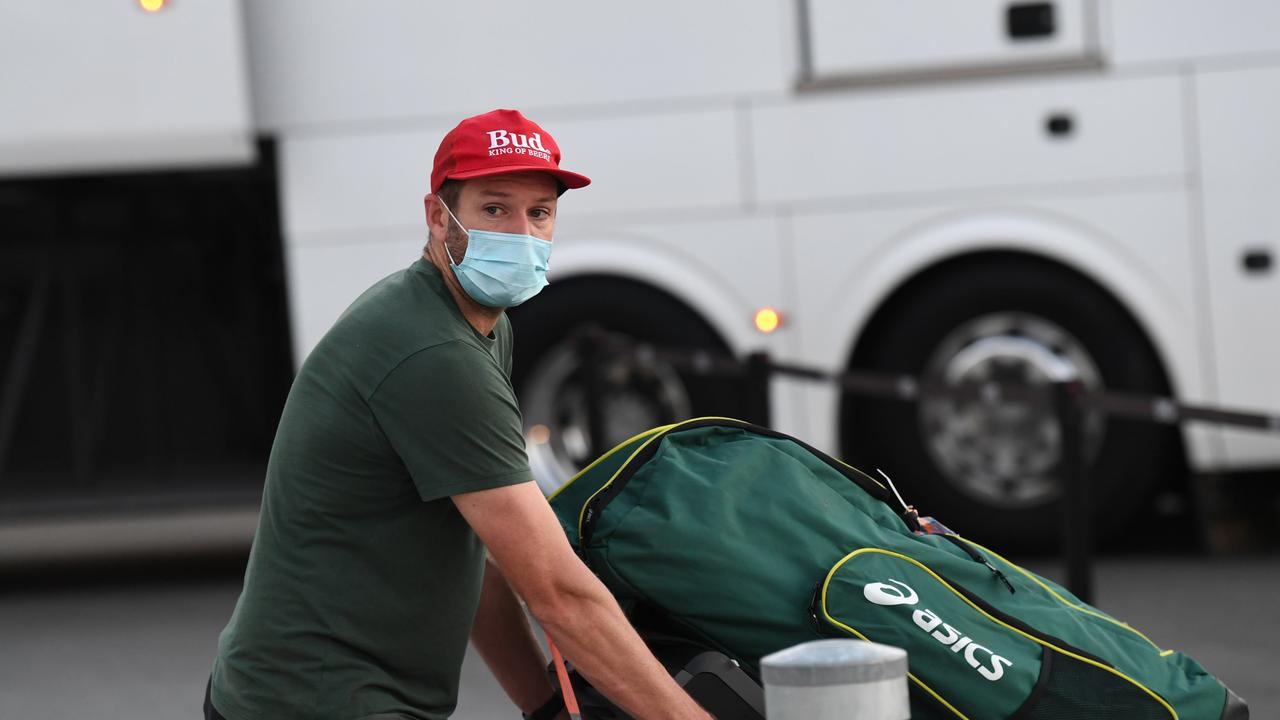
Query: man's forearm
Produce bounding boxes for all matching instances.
[471,557,557,714]
[530,564,712,720]
[453,482,709,719]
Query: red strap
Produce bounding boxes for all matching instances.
[547,637,583,720]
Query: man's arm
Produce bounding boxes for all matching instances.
[470,554,560,716]
[454,481,712,720]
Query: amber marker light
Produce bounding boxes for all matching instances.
[527,424,552,445]
[138,0,168,13]
[754,307,782,334]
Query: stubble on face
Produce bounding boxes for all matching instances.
[441,218,469,266]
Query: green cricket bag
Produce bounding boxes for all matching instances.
[549,417,1247,720]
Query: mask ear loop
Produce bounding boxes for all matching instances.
[435,197,468,266]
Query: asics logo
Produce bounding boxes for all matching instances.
[863,579,1013,682]
[863,579,919,607]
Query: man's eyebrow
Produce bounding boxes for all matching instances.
[475,190,558,203]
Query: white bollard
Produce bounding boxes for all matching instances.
[761,639,909,720]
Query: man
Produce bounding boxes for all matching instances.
[206,109,711,720]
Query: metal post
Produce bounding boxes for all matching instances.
[761,640,909,720]
[744,351,773,428]
[1053,380,1092,604]
[577,326,609,462]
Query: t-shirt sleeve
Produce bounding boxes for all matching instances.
[368,341,532,502]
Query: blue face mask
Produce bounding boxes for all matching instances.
[439,200,552,308]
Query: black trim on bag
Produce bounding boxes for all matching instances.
[1008,647,1054,720]
[579,418,896,547]
[1220,684,1251,720]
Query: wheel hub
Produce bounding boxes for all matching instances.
[919,313,1104,509]
[520,339,691,495]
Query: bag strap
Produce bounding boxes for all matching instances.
[547,636,583,720]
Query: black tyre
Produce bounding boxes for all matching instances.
[508,278,742,493]
[840,255,1180,550]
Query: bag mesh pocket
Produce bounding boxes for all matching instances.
[1025,651,1171,720]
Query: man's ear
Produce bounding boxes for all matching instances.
[424,194,447,240]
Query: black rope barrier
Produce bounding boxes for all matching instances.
[572,327,1280,603]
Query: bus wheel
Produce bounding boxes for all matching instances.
[840,256,1180,550]
[508,278,740,495]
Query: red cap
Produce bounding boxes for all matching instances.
[430,109,591,193]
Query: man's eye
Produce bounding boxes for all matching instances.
[483,206,502,216]
[530,209,549,219]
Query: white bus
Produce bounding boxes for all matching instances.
[3,1,1278,547]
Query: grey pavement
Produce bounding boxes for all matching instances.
[0,554,1275,719]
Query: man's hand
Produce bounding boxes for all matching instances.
[454,481,712,720]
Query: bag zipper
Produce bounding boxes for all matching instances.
[942,535,1017,594]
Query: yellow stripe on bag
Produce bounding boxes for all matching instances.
[574,417,746,537]
[547,424,673,502]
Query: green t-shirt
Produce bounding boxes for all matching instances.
[211,259,532,720]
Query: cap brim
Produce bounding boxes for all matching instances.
[444,164,591,191]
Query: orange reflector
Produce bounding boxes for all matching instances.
[527,424,551,445]
[754,307,782,333]
[139,0,167,13]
